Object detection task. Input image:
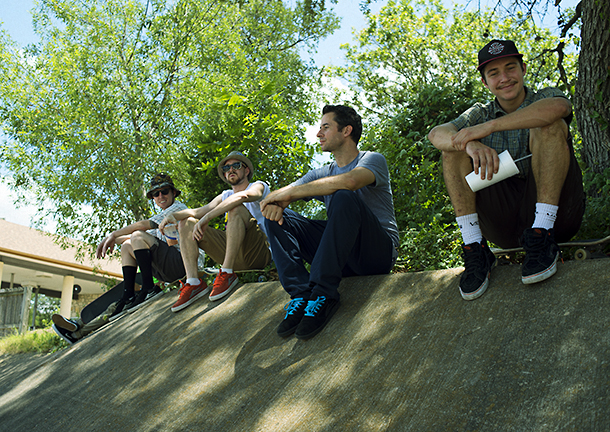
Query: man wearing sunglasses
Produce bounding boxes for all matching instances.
[52,173,188,343]
[261,105,399,340]
[160,151,272,312]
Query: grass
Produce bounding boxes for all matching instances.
[0,328,69,355]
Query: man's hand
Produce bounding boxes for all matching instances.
[192,218,209,241]
[96,234,116,259]
[451,123,494,151]
[464,141,500,180]
[260,189,293,225]
[159,214,176,235]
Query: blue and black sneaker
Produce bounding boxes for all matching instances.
[295,296,340,340]
[277,298,307,337]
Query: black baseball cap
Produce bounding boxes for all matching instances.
[477,40,523,72]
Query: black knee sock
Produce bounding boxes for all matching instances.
[121,266,137,300]
[134,249,155,293]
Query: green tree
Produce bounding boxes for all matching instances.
[0,0,338,249]
[336,0,570,270]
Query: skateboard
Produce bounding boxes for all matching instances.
[201,267,278,283]
[491,234,610,261]
[80,274,143,324]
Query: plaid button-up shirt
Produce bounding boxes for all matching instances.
[450,87,572,177]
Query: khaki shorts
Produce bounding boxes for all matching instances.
[198,218,272,271]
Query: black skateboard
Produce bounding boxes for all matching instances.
[80,274,143,324]
[491,234,610,261]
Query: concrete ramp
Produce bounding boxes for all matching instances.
[0,260,608,431]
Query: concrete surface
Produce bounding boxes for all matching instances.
[0,259,608,432]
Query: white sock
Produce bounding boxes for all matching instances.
[221,268,233,274]
[186,278,200,286]
[532,203,558,230]
[456,213,483,245]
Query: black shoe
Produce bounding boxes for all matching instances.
[52,323,78,345]
[459,239,496,300]
[521,228,561,284]
[51,314,80,332]
[109,299,127,318]
[295,296,340,340]
[277,298,307,337]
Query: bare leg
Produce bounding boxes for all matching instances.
[442,150,477,216]
[529,119,570,205]
[178,217,201,280]
[222,205,250,269]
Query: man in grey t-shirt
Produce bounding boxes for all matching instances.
[261,104,398,340]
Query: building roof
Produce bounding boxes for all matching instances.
[0,219,122,295]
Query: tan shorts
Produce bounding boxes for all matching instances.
[198,218,271,271]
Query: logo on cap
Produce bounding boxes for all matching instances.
[488,42,505,55]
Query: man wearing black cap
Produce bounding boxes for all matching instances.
[160,151,272,312]
[428,40,584,300]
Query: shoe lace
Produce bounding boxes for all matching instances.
[462,245,485,276]
[214,271,229,287]
[304,296,326,317]
[284,298,304,316]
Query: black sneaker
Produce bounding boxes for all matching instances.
[295,296,340,340]
[277,298,307,337]
[459,239,496,300]
[521,228,561,284]
[108,299,127,320]
[52,323,78,345]
[51,314,80,332]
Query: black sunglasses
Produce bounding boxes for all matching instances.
[221,161,244,173]
[152,188,171,198]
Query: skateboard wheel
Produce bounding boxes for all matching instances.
[257,275,267,282]
[574,248,589,260]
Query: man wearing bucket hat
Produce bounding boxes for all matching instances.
[160,151,272,312]
[52,173,189,344]
[95,173,187,309]
[428,39,584,300]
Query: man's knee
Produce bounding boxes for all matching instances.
[178,217,196,235]
[530,119,569,152]
[226,204,250,224]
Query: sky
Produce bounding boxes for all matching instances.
[0,0,577,230]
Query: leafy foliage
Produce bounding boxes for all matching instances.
[0,0,339,250]
[337,0,575,270]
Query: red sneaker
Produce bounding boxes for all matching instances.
[171,280,210,312]
[209,271,239,301]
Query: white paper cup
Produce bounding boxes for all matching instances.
[465,150,520,192]
[163,224,178,240]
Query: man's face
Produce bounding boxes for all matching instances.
[223,158,248,186]
[151,187,175,210]
[316,112,350,153]
[482,57,526,106]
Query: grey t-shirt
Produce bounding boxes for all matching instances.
[292,151,399,249]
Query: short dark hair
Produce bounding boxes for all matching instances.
[322,104,362,144]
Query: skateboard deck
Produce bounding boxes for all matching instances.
[491,234,610,261]
[201,267,277,282]
[80,274,143,324]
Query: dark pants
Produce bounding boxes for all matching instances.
[477,150,585,248]
[264,190,395,301]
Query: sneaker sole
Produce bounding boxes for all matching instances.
[52,314,79,332]
[522,252,559,285]
[128,290,165,313]
[295,301,340,340]
[52,324,75,345]
[209,278,239,302]
[171,286,211,312]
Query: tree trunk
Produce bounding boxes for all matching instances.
[574,0,610,176]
